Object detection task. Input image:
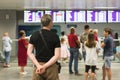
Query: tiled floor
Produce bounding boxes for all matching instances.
[0,58,120,80]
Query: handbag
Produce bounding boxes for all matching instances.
[78,51,82,60]
[76,41,80,48]
[39,30,61,73]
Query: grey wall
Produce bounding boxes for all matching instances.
[0,10,16,38]
[0,10,17,57]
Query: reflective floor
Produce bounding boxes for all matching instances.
[0,58,120,80]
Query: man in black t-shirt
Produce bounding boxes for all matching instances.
[27,14,60,80]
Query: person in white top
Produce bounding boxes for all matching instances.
[60,31,69,48]
[60,31,68,41]
[60,37,70,63]
[2,32,12,67]
[84,31,100,80]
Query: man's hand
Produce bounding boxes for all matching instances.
[101,42,105,48]
[36,64,47,74]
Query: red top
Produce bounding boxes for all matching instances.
[94,33,98,41]
[68,34,78,48]
[18,38,28,66]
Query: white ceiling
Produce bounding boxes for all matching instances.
[0,0,120,10]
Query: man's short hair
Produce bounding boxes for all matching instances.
[41,14,52,26]
[104,27,112,35]
[84,25,90,30]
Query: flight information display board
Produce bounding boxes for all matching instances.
[108,10,120,23]
[24,11,44,23]
[87,10,107,23]
[66,10,86,22]
[45,10,65,23]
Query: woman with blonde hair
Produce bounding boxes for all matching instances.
[2,32,12,67]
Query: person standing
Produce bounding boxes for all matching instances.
[84,31,100,80]
[93,29,100,70]
[116,41,120,61]
[60,31,68,43]
[80,25,90,62]
[27,14,60,80]
[101,27,114,80]
[68,27,81,75]
[18,30,28,74]
[60,31,69,48]
[93,29,98,41]
[2,32,12,67]
[60,37,70,63]
[113,32,120,61]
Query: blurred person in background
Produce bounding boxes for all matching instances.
[2,32,12,67]
[116,41,120,62]
[68,27,81,75]
[18,30,28,74]
[93,29,100,70]
[113,32,120,62]
[60,37,70,63]
[93,29,98,41]
[80,25,90,62]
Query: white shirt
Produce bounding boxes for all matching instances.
[2,36,12,52]
[60,35,69,48]
[84,42,100,65]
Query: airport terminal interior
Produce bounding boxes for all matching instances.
[0,0,120,80]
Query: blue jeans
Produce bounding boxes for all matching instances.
[4,51,11,64]
[69,48,79,74]
[82,51,86,62]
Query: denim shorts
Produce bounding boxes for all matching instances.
[104,56,114,68]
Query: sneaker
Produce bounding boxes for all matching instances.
[3,65,10,68]
[7,65,10,67]
[69,71,74,74]
[19,71,27,75]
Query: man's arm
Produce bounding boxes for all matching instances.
[27,43,41,68]
[76,40,81,48]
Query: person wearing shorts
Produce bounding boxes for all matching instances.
[84,31,100,80]
[101,27,114,80]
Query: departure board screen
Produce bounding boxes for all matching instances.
[24,11,44,23]
[66,10,86,22]
[108,10,120,23]
[45,10,65,23]
[87,10,107,23]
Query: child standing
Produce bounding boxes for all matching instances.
[60,37,70,63]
